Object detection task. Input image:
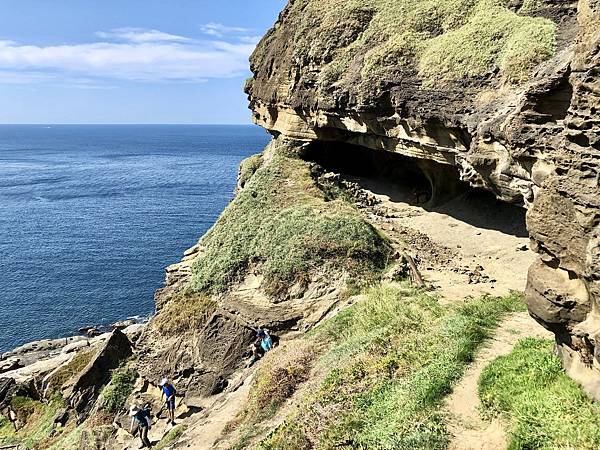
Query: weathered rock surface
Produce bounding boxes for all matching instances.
[66,329,132,419]
[244,0,600,396]
[526,0,600,398]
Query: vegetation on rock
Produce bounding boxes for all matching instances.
[479,338,600,449]
[189,145,391,296]
[0,395,65,449]
[238,153,264,190]
[154,292,216,335]
[44,348,96,395]
[97,366,138,414]
[289,0,556,90]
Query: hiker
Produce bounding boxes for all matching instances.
[246,328,274,367]
[159,378,177,426]
[257,328,273,352]
[129,404,151,448]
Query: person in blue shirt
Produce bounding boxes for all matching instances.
[159,378,177,425]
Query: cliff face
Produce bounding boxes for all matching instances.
[246,0,600,396]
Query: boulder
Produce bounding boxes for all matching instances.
[66,329,132,419]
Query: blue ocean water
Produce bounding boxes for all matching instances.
[0,125,271,353]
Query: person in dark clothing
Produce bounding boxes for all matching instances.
[129,404,151,448]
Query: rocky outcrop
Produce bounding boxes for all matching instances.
[526,0,600,398]
[66,329,132,419]
[244,0,600,396]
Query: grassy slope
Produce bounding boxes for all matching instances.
[189,149,391,296]
[231,283,525,449]
[296,0,555,90]
[0,395,65,449]
[479,338,600,449]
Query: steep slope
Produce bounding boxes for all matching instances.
[246,0,600,397]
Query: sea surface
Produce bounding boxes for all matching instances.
[0,125,270,353]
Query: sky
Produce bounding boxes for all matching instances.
[0,0,287,124]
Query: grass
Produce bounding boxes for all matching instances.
[253,285,525,449]
[189,148,391,296]
[246,341,316,422]
[153,292,216,335]
[419,1,556,83]
[47,425,83,450]
[279,0,556,91]
[238,154,263,190]
[479,338,600,449]
[155,424,188,450]
[97,366,138,414]
[0,395,66,449]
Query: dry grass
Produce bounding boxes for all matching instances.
[244,341,316,422]
[153,292,217,335]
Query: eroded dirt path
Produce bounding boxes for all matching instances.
[445,312,552,450]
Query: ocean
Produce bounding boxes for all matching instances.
[0,125,271,353]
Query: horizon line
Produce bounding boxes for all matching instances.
[0,123,258,126]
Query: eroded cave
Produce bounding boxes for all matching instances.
[305,140,528,237]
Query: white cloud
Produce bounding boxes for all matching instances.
[95,28,191,43]
[200,22,254,38]
[0,28,257,83]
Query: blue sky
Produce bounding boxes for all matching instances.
[0,0,286,124]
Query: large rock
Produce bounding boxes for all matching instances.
[526,0,600,398]
[245,0,600,396]
[66,329,132,418]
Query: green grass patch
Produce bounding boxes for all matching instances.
[238,154,263,190]
[479,338,600,449]
[97,367,138,414]
[155,424,187,450]
[0,395,66,449]
[282,0,556,90]
[255,285,525,449]
[189,149,391,296]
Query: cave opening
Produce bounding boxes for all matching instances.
[305,140,528,237]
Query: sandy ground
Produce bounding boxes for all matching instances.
[352,175,535,300]
[445,312,552,450]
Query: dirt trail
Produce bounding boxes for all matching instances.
[445,312,552,450]
[352,175,535,300]
[167,367,256,450]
